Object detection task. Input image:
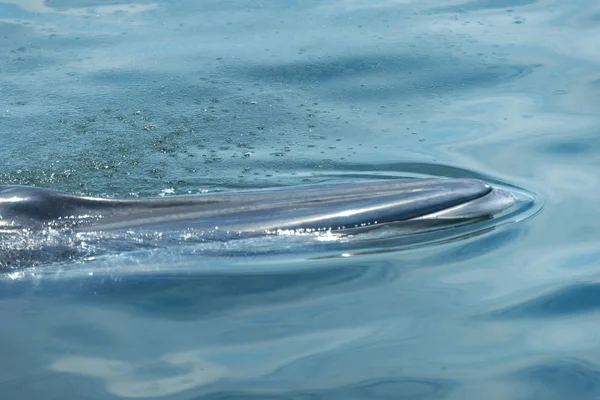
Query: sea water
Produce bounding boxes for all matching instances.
[1,1,599,399]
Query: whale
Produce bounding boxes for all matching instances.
[0,178,516,236]
[0,177,524,270]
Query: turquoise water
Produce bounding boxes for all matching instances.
[1,0,599,398]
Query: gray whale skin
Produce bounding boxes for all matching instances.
[0,178,516,237]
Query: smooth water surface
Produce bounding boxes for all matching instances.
[1,0,599,399]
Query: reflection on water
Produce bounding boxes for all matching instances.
[46,261,400,321]
[1,0,600,398]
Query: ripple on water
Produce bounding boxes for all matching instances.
[485,283,600,319]
[193,376,456,399]
[431,0,537,13]
[511,359,600,400]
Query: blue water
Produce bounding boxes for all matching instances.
[1,0,598,398]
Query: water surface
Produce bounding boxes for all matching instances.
[1,0,599,399]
